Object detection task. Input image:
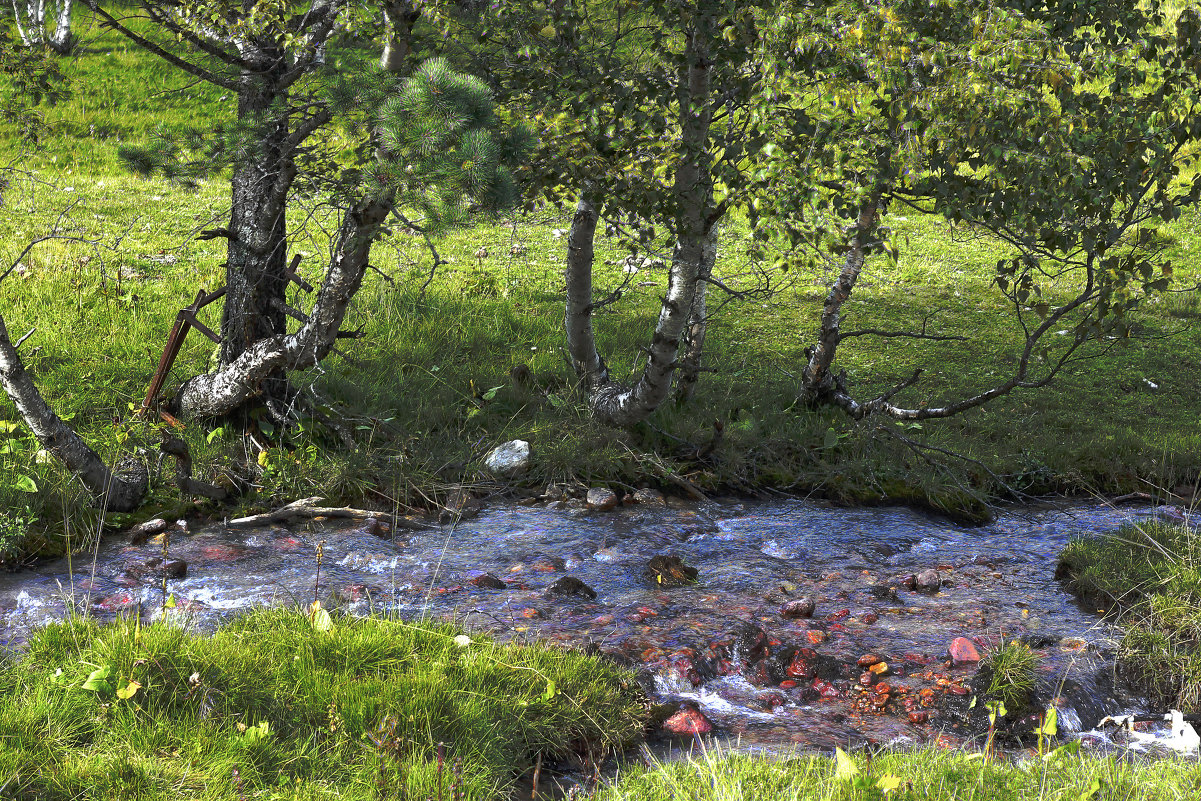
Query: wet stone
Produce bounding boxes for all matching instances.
[632,487,666,505]
[544,576,598,600]
[586,488,619,511]
[948,637,981,665]
[470,573,508,590]
[857,654,883,667]
[914,569,942,593]
[643,554,698,587]
[780,597,816,619]
[661,703,714,736]
[869,584,901,602]
[128,518,168,545]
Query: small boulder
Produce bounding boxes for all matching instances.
[914,569,941,593]
[543,576,598,600]
[586,487,619,511]
[643,554,698,587]
[482,440,531,477]
[661,703,714,736]
[948,637,981,665]
[470,573,508,590]
[128,518,168,545]
[780,598,816,620]
[631,487,666,505]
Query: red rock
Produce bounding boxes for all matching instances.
[857,654,882,667]
[519,607,541,619]
[862,612,879,624]
[661,705,713,736]
[827,608,850,621]
[860,672,875,686]
[786,650,817,678]
[908,711,930,724]
[948,637,981,665]
[779,680,798,689]
[812,678,840,698]
[806,630,827,644]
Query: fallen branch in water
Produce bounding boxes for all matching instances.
[224,497,433,530]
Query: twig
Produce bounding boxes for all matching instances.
[225,497,433,530]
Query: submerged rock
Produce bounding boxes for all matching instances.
[914,569,942,593]
[661,703,714,736]
[780,597,816,619]
[948,637,981,665]
[470,573,508,590]
[643,554,698,587]
[544,576,598,600]
[128,518,168,545]
[482,440,531,477]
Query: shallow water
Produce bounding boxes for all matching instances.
[0,497,1173,751]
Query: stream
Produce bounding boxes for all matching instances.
[0,495,1176,753]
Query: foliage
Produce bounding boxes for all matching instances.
[978,639,1039,711]
[0,608,647,800]
[1059,522,1201,711]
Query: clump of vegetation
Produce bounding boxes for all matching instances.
[978,639,1039,713]
[1059,521,1201,711]
[0,608,647,800]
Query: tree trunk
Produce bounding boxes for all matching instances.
[49,0,73,54]
[174,193,394,418]
[587,9,715,426]
[380,1,418,73]
[799,195,881,406]
[563,191,609,390]
[217,54,293,407]
[673,223,718,404]
[0,315,147,511]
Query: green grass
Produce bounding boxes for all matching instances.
[978,639,1039,714]
[598,748,1201,801]
[1059,521,1201,711]
[1,10,1201,559]
[0,608,647,800]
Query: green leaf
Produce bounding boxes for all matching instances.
[876,774,904,794]
[823,427,838,449]
[14,474,37,493]
[116,680,142,700]
[310,601,333,632]
[481,385,505,402]
[834,747,859,782]
[543,679,557,701]
[82,666,113,693]
[1077,777,1104,801]
[1036,706,1058,737]
[164,594,176,609]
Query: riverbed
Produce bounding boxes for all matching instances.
[0,496,1166,751]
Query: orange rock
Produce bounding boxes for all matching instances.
[806,630,827,644]
[948,637,981,665]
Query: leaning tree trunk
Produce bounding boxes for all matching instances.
[174,193,394,419]
[562,9,716,427]
[673,223,718,404]
[0,315,147,511]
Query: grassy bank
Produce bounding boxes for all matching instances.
[600,748,1201,801]
[1058,519,1201,712]
[1,13,1201,561]
[0,608,646,800]
[6,608,1201,801]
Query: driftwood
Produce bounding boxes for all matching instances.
[225,497,433,530]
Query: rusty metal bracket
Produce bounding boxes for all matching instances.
[139,286,225,418]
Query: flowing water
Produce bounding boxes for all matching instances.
[0,497,1177,752]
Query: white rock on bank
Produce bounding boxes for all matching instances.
[483,440,531,477]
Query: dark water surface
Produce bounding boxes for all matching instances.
[0,498,1168,751]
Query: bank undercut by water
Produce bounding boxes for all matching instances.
[1058,520,1201,712]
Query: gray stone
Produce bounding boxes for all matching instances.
[632,487,666,505]
[483,440,531,477]
[586,487,619,511]
[914,569,942,593]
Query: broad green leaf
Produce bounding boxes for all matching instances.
[14,474,37,493]
[164,594,176,609]
[823,427,838,449]
[1036,706,1058,737]
[82,666,113,693]
[543,679,557,701]
[116,680,142,700]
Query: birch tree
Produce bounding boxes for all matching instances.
[10,0,74,54]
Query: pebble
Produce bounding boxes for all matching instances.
[632,488,666,505]
[470,573,507,590]
[948,637,981,665]
[914,569,941,593]
[586,488,619,511]
[643,554,698,587]
[661,704,714,736]
[779,598,816,619]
